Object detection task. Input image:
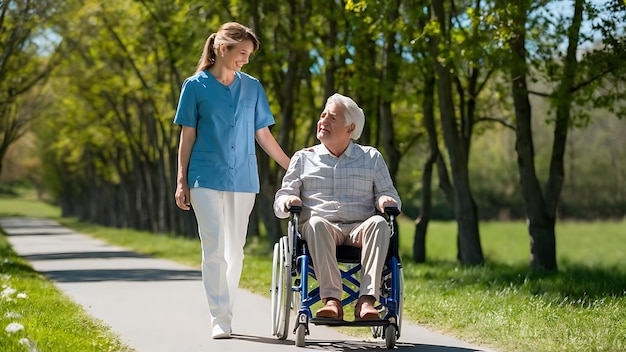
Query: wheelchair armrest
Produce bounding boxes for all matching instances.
[384,206,400,216]
[288,205,302,214]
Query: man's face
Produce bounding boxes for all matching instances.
[317,103,353,146]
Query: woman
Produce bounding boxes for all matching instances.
[174,22,290,339]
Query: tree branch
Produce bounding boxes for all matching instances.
[528,89,551,97]
[571,66,614,92]
[475,116,516,131]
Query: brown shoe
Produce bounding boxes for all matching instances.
[315,297,344,320]
[355,295,379,321]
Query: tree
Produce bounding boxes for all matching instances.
[0,0,60,175]
[39,0,211,235]
[245,0,322,244]
[21,0,624,261]
[428,0,484,265]
[499,0,626,271]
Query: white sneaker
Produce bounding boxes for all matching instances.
[211,322,231,339]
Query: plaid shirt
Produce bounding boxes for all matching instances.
[274,142,401,225]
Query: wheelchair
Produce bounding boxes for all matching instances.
[271,206,404,348]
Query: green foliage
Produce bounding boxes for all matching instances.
[3,0,623,235]
[0,0,62,174]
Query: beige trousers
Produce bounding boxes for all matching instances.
[300,215,390,301]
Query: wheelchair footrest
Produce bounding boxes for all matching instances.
[310,317,389,327]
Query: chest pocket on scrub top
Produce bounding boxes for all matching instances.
[241,99,256,154]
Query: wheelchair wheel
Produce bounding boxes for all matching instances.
[270,236,292,339]
[373,266,404,340]
[270,240,280,335]
[385,325,397,349]
[295,323,306,347]
[398,267,404,335]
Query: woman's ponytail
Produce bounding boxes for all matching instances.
[195,33,217,74]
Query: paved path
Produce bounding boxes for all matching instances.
[1,217,496,352]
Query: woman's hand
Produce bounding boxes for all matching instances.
[175,182,191,210]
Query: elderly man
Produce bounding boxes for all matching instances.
[274,93,401,321]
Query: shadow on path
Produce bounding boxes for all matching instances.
[43,268,202,282]
[23,250,150,261]
[1,217,75,236]
[4,229,76,236]
[231,333,481,351]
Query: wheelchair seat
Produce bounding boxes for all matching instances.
[336,245,361,264]
[297,241,361,264]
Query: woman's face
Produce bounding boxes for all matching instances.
[221,39,254,71]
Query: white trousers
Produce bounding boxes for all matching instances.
[190,188,256,327]
[301,215,390,301]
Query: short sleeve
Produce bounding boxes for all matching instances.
[173,78,198,128]
[254,82,275,131]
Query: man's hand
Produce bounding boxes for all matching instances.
[377,196,398,213]
[284,196,302,212]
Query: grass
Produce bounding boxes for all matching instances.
[1,190,625,351]
[0,191,131,352]
[0,230,130,352]
[397,220,626,352]
[0,190,61,219]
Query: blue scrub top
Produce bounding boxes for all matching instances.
[174,70,275,193]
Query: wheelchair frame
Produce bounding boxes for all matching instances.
[271,206,404,348]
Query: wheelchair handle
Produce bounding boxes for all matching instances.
[384,206,400,217]
[288,205,302,214]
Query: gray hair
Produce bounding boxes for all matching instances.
[325,93,365,140]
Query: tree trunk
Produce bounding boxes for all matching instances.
[413,75,437,263]
[353,37,378,147]
[430,0,483,265]
[546,0,584,219]
[378,0,401,179]
[510,39,556,271]
[507,1,557,271]
[506,0,584,272]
